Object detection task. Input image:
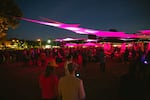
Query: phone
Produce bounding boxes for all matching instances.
[76,73,80,77]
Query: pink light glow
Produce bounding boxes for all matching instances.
[62,38,78,41]
[63,27,81,31]
[74,28,98,35]
[65,43,78,47]
[86,39,97,42]
[139,30,150,35]
[54,38,85,42]
[19,17,150,39]
[74,30,88,34]
[95,31,130,38]
[40,17,80,27]
[83,42,97,46]
[84,29,99,33]
[20,17,61,27]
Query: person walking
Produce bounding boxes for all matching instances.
[98,48,106,72]
[39,62,59,100]
[58,63,86,100]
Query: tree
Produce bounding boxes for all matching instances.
[0,0,23,40]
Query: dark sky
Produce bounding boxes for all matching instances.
[7,0,150,41]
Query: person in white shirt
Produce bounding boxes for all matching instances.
[58,63,86,100]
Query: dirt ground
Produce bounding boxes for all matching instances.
[0,59,150,100]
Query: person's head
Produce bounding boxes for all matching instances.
[67,55,73,61]
[47,60,58,67]
[44,64,55,77]
[67,63,77,74]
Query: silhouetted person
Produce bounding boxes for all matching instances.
[39,62,58,100]
[98,48,106,72]
[123,48,129,64]
[58,63,86,100]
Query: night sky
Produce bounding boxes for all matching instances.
[7,0,150,41]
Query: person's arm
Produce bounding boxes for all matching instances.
[79,80,86,100]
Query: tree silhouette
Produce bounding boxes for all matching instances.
[0,0,23,39]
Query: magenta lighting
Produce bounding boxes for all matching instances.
[19,17,149,39]
[95,31,131,38]
[139,30,150,35]
[54,38,81,42]
[20,17,61,27]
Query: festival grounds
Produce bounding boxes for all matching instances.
[0,58,150,100]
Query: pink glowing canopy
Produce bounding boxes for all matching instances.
[139,30,150,35]
[18,17,149,39]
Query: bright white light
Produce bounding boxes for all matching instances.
[84,29,98,33]
[86,39,97,42]
[63,38,76,41]
[45,45,51,48]
[43,22,61,27]
[47,40,51,44]
[144,60,148,64]
[64,27,80,31]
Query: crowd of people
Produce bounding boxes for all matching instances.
[1,42,150,67]
[0,42,150,80]
[1,42,150,100]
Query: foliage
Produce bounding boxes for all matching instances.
[0,0,23,39]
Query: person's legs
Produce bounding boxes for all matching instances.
[100,62,105,72]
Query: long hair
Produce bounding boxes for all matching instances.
[44,66,54,77]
